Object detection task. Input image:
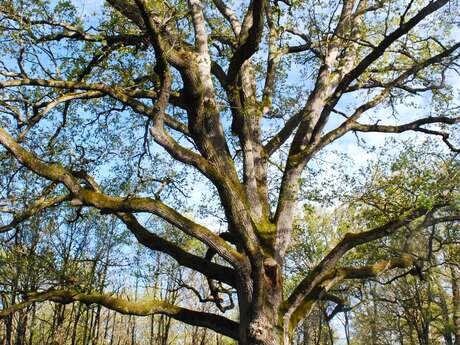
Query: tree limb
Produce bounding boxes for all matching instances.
[0,288,239,339]
[0,78,189,135]
[352,117,460,153]
[227,0,266,84]
[0,128,244,269]
[117,213,237,287]
[0,194,70,234]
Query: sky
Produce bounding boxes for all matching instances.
[71,0,104,14]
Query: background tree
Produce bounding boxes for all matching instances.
[286,142,460,344]
[0,0,459,344]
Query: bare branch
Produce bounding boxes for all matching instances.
[352,116,460,152]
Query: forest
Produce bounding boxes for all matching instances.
[0,0,459,344]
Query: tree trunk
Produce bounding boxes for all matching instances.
[4,313,13,345]
[238,258,286,345]
[452,264,460,345]
[28,303,36,345]
[243,316,284,345]
[436,278,453,345]
[14,309,28,345]
[71,304,82,345]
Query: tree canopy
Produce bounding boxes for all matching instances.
[0,0,459,344]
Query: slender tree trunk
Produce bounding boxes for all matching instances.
[4,313,13,345]
[316,312,323,345]
[50,304,66,345]
[436,279,453,345]
[103,310,111,343]
[14,309,28,345]
[6,235,20,345]
[452,264,460,345]
[28,303,36,345]
[82,303,92,345]
[71,305,82,345]
[149,315,154,345]
[109,312,116,345]
[370,285,378,345]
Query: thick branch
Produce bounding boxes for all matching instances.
[287,254,419,329]
[264,111,303,156]
[0,289,239,339]
[211,0,241,35]
[106,0,189,69]
[0,194,70,234]
[283,211,460,335]
[0,128,244,269]
[189,0,210,55]
[286,207,431,308]
[117,213,237,287]
[227,0,266,83]
[268,0,451,159]
[339,255,416,280]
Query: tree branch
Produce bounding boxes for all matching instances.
[211,0,241,35]
[0,78,189,136]
[351,117,460,153]
[284,207,460,332]
[330,0,450,102]
[0,193,70,234]
[338,255,416,280]
[117,213,237,287]
[286,207,431,308]
[0,288,239,339]
[0,128,244,269]
[227,0,266,84]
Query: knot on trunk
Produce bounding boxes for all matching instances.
[248,317,277,345]
[263,257,281,288]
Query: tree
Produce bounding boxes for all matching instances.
[285,142,460,344]
[0,0,459,344]
[349,217,460,345]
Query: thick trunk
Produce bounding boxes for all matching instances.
[238,304,285,345]
[238,258,288,345]
[245,318,284,345]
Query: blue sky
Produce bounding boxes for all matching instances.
[71,0,104,14]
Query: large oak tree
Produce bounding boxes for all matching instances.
[0,0,459,343]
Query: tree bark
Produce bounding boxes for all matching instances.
[238,257,286,345]
[452,264,460,345]
[14,309,27,345]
